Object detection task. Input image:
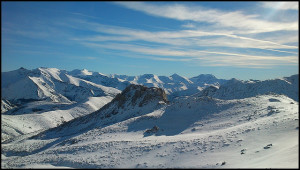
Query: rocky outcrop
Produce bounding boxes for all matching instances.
[111,84,168,109]
[1,99,17,113]
[33,84,169,139]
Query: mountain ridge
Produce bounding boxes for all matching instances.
[199,74,299,101]
[1,67,229,108]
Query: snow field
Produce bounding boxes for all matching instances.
[2,94,298,168]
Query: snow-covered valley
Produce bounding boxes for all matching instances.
[1,67,299,168]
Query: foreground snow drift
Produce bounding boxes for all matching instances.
[2,94,298,168]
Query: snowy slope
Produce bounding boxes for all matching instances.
[69,70,130,91]
[68,69,93,76]
[1,96,113,143]
[190,74,227,87]
[1,67,31,88]
[1,68,122,142]
[2,68,70,103]
[29,84,168,139]
[1,85,298,168]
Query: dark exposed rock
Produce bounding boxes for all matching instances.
[264,144,272,149]
[111,84,168,109]
[145,125,159,134]
[200,86,218,97]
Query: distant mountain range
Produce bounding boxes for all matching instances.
[198,75,298,102]
[1,67,228,108]
[2,67,298,115]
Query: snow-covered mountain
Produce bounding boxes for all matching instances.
[1,67,121,142]
[190,74,227,87]
[110,73,227,100]
[2,88,298,168]
[199,74,299,101]
[1,67,226,143]
[68,69,130,90]
[1,68,298,168]
[1,67,227,107]
[31,84,168,139]
[1,67,120,104]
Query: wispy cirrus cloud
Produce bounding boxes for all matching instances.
[67,18,298,55]
[181,23,196,28]
[114,2,298,34]
[59,13,297,68]
[81,42,298,68]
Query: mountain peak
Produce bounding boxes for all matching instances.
[170,73,185,79]
[19,67,26,70]
[171,73,180,77]
[170,73,186,79]
[227,78,242,84]
[15,67,31,76]
[81,69,92,75]
[140,74,155,79]
[17,67,29,72]
[69,68,92,76]
[112,84,168,108]
[191,74,216,80]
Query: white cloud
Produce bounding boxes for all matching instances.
[69,19,298,52]
[260,2,299,10]
[115,2,298,33]
[82,42,298,68]
[62,8,298,69]
[181,23,196,28]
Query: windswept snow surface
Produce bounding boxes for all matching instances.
[2,93,298,168]
[1,96,113,143]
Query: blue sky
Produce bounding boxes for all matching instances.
[1,1,298,80]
